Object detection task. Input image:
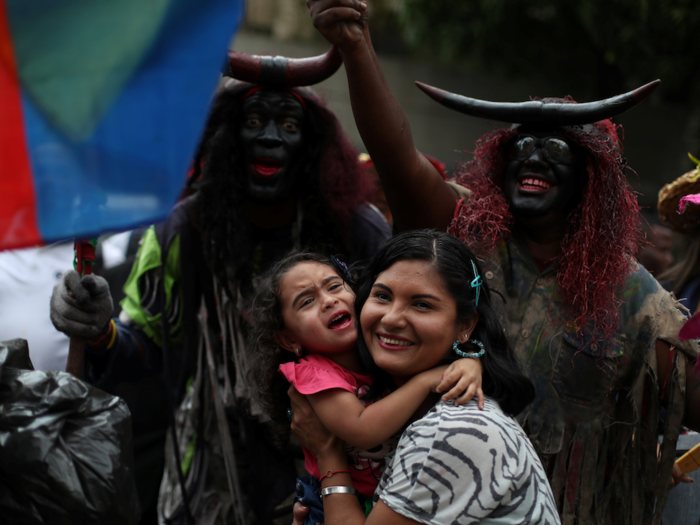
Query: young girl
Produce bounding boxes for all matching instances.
[249,252,484,521]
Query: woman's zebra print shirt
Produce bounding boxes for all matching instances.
[375,397,560,524]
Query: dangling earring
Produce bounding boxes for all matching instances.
[452,339,485,358]
[295,347,302,357]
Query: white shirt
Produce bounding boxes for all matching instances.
[0,242,73,371]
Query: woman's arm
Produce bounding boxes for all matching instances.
[307,0,458,232]
[289,387,418,525]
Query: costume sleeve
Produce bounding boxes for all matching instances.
[83,319,162,391]
[626,263,699,360]
[83,219,185,390]
[120,225,184,347]
[654,290,699,360]
[278,358,359,396]
[377,402,559,524]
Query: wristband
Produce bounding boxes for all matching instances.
[321,486,358,497]
[319,469,350,482]
[86,319,116,355]
[106,319,118,349]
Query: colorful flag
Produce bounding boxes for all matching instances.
[0,0,243,250]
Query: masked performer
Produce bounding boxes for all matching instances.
[49,46,391,524]
[302,2,700,523]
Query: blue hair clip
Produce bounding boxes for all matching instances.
[470,260,482,307]
[331,255,355,286]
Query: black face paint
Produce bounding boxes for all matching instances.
[238,90,305,203]
[502,131,585,220]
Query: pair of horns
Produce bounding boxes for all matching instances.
[415,80,660,125]
[227,46,342,87]
[229,46,658,124]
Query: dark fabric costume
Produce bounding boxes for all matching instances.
[83,90,391,523]
[458,231,693,524]
[448,125,698,523]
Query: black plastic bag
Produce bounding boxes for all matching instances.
[0,339,140,524]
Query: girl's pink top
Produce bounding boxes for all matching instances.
[280,354,396,498]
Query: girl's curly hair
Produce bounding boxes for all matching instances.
[247,252,341,446]
[451,100,640,337]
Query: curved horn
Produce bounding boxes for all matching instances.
[227,46,342,87]
[415,80,660,125]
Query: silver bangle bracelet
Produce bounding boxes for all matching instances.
[321,486,359,497]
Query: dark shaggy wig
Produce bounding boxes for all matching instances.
[354,229,535,417]
[451,98,641,336]
[247,252,354,446]
[191,83,376,296]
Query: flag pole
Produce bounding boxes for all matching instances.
[65,238,97,378]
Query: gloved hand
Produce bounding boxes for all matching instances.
[50,270,114,339]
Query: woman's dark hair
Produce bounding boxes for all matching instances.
[247,252,348,445]
[354,229,535,416]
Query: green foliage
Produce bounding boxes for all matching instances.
[396,0,700,100]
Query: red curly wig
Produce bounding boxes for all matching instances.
[451,100,640,335]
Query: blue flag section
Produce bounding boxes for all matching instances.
[1,0,244,249]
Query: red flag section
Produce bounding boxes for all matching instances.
[0,0,41,248]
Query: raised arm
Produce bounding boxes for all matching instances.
[307,0,458,231]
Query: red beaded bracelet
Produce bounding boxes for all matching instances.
[319,469,350,482]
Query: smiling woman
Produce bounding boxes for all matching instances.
[289,230,560,525]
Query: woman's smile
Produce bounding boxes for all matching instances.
[376,332,413,348]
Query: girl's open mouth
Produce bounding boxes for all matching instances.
[328,313,352,330]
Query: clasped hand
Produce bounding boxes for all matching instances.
[307,0,369,51]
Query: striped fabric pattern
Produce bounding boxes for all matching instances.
[377,398,561,524]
